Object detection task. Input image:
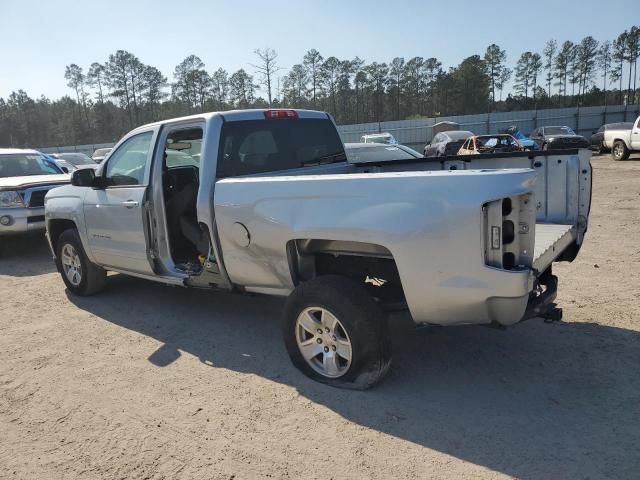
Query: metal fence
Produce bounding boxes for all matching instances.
[37,104,640,154]
[336,104,640,150]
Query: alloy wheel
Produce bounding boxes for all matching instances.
[61,243,82,286]
[295,307,353,378]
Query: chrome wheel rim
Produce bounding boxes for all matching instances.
[295,307,352,378]
[614,144,622,159]
[61,244,82,286]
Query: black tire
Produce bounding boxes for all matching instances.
[282,275,391,389]
[597,141,607,155]
[56,228,106,296]
[612,140,630,161]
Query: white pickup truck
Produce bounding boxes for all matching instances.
[45,109,592,388]
[606,115,640,160]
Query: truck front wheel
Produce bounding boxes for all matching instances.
[612,140,630,161]
[282,275,391,389]
[56,229,106,296]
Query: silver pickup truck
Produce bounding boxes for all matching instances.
[605,115,640,160]
[0,149,69,246]
[45,109,592,388]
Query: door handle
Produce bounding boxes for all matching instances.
[122,200,139,208]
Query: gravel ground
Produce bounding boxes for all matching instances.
[1,154,639,480]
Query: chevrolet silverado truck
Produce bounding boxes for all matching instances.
[0,149,69,248]
[45,109,592,389]
[604,116,640,160]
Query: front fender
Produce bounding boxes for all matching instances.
[44,186,93,262]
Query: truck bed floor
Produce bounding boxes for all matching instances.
[533,223,576,272]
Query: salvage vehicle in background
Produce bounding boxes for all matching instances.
[501,126,538,150]
[0,149,69,243]
[603,116,640,160]
[457,134,524,155]
[92,147,112,163]
[51,153,98,172]
[590,123,633,154]
[359,132,398,145]
[45,109,591,389]
[423,130,473,157]
[345,142,423,163]
[529,126,590,150]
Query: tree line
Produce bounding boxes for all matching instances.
[1,26,638,148]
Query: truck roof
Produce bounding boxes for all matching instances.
[0,148,42,155]
[130,109,331,133]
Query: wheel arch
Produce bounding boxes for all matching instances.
[48,218,79,256]
[286,239,406,307]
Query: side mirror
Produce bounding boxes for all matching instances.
[60,166,69,174]
[71,168,97,187]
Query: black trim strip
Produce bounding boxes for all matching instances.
[350,148,582,167]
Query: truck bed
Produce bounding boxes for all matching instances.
[350,148,592,277]
[534,223,575,272]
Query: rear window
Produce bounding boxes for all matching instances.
[217,118,344,177]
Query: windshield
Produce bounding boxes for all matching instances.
[217,118,345,177]
[446,131,474,141]
[365,135,393,144]
[545,126,575,135]
[0,153,62,178]
[93,148,111,157]
[56,153,96,166]
[476,136,519,150]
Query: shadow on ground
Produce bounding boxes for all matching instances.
[67,273,640,480]
[0,234,56,276]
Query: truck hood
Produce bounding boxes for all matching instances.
[544,135,584,141]
[0,174,70,190]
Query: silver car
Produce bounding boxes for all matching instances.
[91,148,112,163]
[424,130,474,157]
[0,149,69,240]
[52,152,98,172]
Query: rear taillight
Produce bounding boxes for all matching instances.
[484,194,535,270]
[264,109,298,119]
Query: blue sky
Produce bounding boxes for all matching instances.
[0,0,638,100]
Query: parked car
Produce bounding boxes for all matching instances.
[457,134,524,155]
[500,126,538,150]
[345,143,423,163]
[590,123,633,154]
[92,147,112,163]
[591,124,620,153]
[423,130,473,157]
[431,121,460,135]
[51,153,98,172]
[529,126,589,150]
[359,133,398,145]
[46,108,591,389]
[604,116,640,160]
[0,149,69,241]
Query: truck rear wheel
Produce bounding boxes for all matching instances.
[612,140,630,161]
[56,229,106,296]
[282,275,391,389]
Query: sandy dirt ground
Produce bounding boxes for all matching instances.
[1,154,639,480]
